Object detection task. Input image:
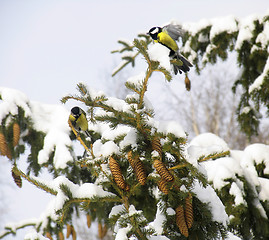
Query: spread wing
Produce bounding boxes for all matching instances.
[163,24,184,41]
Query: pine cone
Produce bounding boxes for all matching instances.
[185,193,193,229]
[102,224,108,239]
[175,205,189,237]
[13,122,20,147]
[127,151,135,169]
[151,136,162,157]
[157,178,169,194]
[153,159,174,182]
[128,151,147,185]
[66,224,72,238]
[135,158,147,185]
[58,231,64,240]
[11,168,22,188]
[71,225,76,240]
[0,132,8,156]
[45,232,53,240]
[109,156,128,190]
[86,213,91,228]
[0,132,12,159]
[185,75,191,91]
[98,222,103,240]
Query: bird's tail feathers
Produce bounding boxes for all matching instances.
[172,52,193,75]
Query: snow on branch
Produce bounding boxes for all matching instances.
[0,87,73,170]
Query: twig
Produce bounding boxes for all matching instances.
[59,196,121,224]
[68,120,91,153]
[0,221,37,239]
[198,151,230,162]
[168,151,230,171]
[12,166,57,195]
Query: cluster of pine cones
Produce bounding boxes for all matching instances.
[0,122,20,159]
[0,122,23,188]
[108,136,193,237]
[152,136,193,237]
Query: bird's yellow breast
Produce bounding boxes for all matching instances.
[157,31,179,52]
[69,115,76,122]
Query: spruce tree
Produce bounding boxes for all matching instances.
[0,12,269,240]
[0,39,229,240]
[113,14,269,139]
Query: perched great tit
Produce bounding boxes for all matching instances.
[148,24,193,75]
[69,106,90,137]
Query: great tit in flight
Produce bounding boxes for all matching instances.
[69,106,90,137]
[148,24,193,74]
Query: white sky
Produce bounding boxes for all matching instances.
[0,0,268,104]
[0,0,269,239]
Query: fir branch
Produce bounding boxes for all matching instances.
[0,221,37,239]
[125,82,141,95]
[198,151,230,162]
[134,111,151,136]
[132,39,172,109]
[58,196,121,225]
[168,163,188,171]
[95,114,135,128]
[59,184,73,199]
[111,35,151,76]
[89,143,95,159]
[84,99,131,122]
[76,83,88,96]
[116,40,135,52]
[133,39,151,67]
[12,165,57,195]
[112,52,140,77]
[121,197,148,240]
[138,68,152,110]
[137,33,151,44]
[61,95,87,104]
[129,182,143,196]
[154,67,172,82]
[133,39,154,110]
[168,151,230,170]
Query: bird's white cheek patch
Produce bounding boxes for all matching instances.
[151,28,159,34]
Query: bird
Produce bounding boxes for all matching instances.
[69,106,91,137]
[148,24,193,75]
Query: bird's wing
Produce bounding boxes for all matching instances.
[163,24,184,41]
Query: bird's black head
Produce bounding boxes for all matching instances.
[148,27,162,40]
[71,106,81,118]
